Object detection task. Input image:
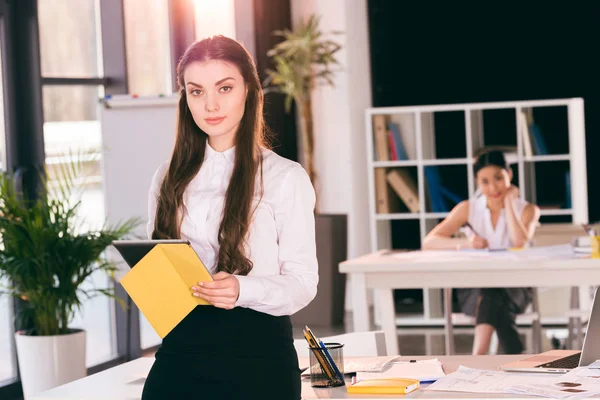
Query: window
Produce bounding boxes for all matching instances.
[124,0,172,95]
[38,0,117,367]
[0,27,17,384]
[42,85,116,367]
[194,0,236,40]
[38,0,101,78]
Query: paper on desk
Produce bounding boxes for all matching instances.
[587,360,600,369]
[390,244,583,263]
[506,366,600,399]
[356,358,445,382]
[424,366,556,394]
[300,355,400,376]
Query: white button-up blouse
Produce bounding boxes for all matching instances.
[146,143,319,317]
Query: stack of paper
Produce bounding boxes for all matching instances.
[425,365,600,399]
[424,366,555,394]
[356,358,445,383]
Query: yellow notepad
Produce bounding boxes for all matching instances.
[119,243,213,338]
[347,378,420,394]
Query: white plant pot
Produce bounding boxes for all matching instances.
[15,329,86,399]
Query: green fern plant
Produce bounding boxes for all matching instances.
[0,153,139,336]
[263,14,342,204]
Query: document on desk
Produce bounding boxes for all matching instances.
[505,366,600,399]
[389,244,583,263]
[356,358,445,382]
[424,366,555,394]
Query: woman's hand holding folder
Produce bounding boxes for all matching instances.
[191,271,240,310]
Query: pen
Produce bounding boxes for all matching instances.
[319,339,344,382]
[464,222,483,238]
[582,223,598,237]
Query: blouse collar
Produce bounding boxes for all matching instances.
[204,140,236,164]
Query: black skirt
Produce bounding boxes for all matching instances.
[141,306,301,400]
[456,287,533,317]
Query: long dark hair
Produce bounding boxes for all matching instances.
[473,150,509,176]
[152,36,265,276]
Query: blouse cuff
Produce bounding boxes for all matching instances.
[235,275,265,307]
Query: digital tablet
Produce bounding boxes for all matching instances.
[112,239,192,268]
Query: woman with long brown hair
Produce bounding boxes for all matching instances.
[142,36,318,399]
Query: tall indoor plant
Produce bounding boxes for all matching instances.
[0,156,138,398]
[264,15,347,326]
[264,14,341,205]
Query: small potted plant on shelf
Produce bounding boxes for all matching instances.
[0,155,138,398]
[264,15,347,326]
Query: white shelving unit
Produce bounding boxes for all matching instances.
[365,98,588,325]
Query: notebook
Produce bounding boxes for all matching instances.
[113,239,213,338]
[347,377,420,394]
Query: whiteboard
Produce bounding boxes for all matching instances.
[100,94,179,348]
[100,94,178,237]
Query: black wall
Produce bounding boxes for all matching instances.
[368,2,599,222]
[253,0,298,162]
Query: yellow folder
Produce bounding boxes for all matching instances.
[119,243,213,338]
[347,378,420,395]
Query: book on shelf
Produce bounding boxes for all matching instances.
[375,169,402,213]
[372,115,411,161]
[529,123,548,155]
[521,109,548,156]
[374,168,390,213]
[565,171,572,209]
[518,111,534,157]
[388,130,398,160]
[373,114,389,161]
[388,122,408,160]
[386,169,419,213]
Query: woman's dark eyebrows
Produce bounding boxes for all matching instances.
[186,77,235,88]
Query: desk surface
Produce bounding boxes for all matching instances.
[340,245,600,291]
[32,354,567,399]
[340,245,596,274]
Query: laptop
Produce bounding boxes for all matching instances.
[112,239,192,268]
[500,287,600,373]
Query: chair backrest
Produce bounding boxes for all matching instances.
[294,330,388,359]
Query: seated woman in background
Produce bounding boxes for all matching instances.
[422,150,541,355]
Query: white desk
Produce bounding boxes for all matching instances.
[340,245,600,356]
[32,354,573,399]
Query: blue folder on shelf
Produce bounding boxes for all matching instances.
[424,166,464,212]
[529,123,548,155]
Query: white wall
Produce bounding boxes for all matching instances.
[290,0,372,261]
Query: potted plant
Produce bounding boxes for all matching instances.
[264,15,347,326]
[0,156,138,398]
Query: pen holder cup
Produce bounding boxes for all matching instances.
[592,236,600,259]
[309,342,345,388]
